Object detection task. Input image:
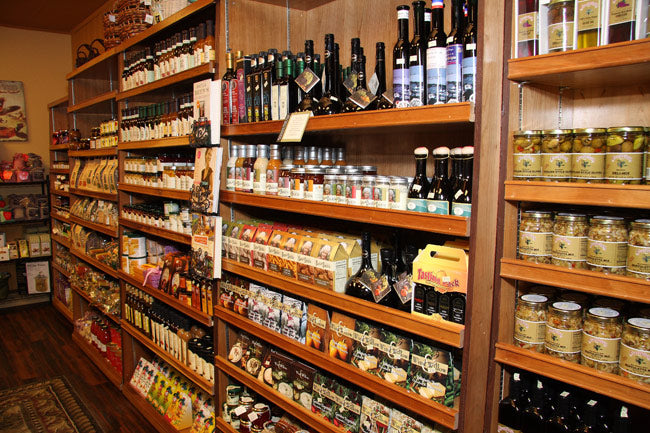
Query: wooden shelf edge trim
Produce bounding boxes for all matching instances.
[117,62,215,101]
[216,306,459,429]
[119,184,191,201]
[67,90,117,113]
[69,148,118,157]
[69,247,120,279]
[122,321,214,394]
[68,214,118,238]
[66,48,118,79]
[120,218,191,245]
[72,331,122,388]
[51,234,71,248]
[122,384,190,433]
[48,96,69,108]
[51,262,70,277]
[222,259,465,348]
[118,136,190,150]
[494,343,650,409]
[69,188,118,202]
[71,284,121,325]
[51,296,73,322]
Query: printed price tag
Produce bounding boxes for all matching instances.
[277,111,312,142]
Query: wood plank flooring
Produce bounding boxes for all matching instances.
[0,304,157,433]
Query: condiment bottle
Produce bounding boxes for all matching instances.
[306,146,320,165]
[204,20,216,64]
[253,145,269,195]
[321,148,334,166]
[235,145,246,191]
[226,144,239,191]
[334,147,346,166]
[265,144,282,195]
[293,146,306,165]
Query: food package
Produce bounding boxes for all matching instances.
[271,350,294,399]
[237,224,257,266]
[190,213,222,279]
[375,329,411,388]
[251,224,273,270]
[360,396,391,433]
[351,321,382,375]
[312,238,349,293]
[407,340,457,408]
[311,372,338,423]
[333,383,362,433]
[280,295,307,343]
[292,361,316,409]
[327,312,356,363]
[191,146,223,214]
[306,303,330,352]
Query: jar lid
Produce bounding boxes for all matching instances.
[587,307,620,320]
[551,301,582,312]
[325,168,342,174]
[519,293,548,304]
[461,145,474,155]
[360,165,377,171]
[376,176,391,182]
[572,128,607,134]
[433,146,451,156]
[291,168,306,174]
[390,176,408,184]
[590,215,626,225]
[306,168,324,174]
[349,174,364,181]
[556,212,587,222]
[336,174,348,179]
[521,210,553,218]
[280,164,295,170]
[362,175,376,182]
[631,219,650,229]
[626,317,650,330]
[513,130,542,136]
[542,129,573,135]
[607,126,645,133]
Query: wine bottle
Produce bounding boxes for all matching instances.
[427,146,451,214]
[245,54,257,122]
[342,54,368,112]
[344,232,379,301]
[610,405,631,433]
[409,1,427,106]
[253,51,266,122]
[235,51,250,124]
[406,147,430,213]
[426,0,447,105]
[451,146,473,217]
[574,400,606,433]
[393,5,411,108]
[390,248,415,313]
[221,51,236,125]
[261,49,277,121]
[280,57,297,119]
[497,372,528,433]
[316,34,342,115]
[378,248,402,308]
[424,6,432,38]
[446,0,464,103]
[520,380,548,433]
[546,391,574,433]
[271,55,284,120]
[368,42,393,110]
[230,51,241,124]
[296,40,319,113]
[462,0,477,103]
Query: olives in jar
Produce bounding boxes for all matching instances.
[627,219,650,280]
[619,317,650,384]
[581,307,622,373]
[571,128,606,183]
[545,301,583,363]
[605,127,645,184]
[547,0,575,52]
[514,294,549,352]
[541,129,573,182]
[512,130,542,181]
[518,211,554,264]
[587,216,628,275]
[552,213,589,269]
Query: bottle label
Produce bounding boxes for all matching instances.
[587,239,627,268]
[446,44,463,103]
[409,64,425,106]
[406,198,428,213]
[545,325,582,354]
[237,69,246,123]
[426,199,449,215]
[619,343,650,378]
[578,0,601,31]
[265,168,279,195]
[395,272,414,304]
[541,153,571,179]
[548,22,575,51]
[426,47,447,104]
[581,332,620,362]
[461,55,476,103]
[278,175,291,197]
[279,85,289,119]
[497,424,523,433]
[230,78,239,124]
[226,167,235,190]
[605,152,643,181]
[518,231,553,256]
[253,171,267,194]
[513,153,542,178]
[626,245,650,275]
[571,152,605,179]
[517,12,538,42]
[552,235,587,261]
[291,179,305,199]
[514,317,546,346]
[147,70,154,83]
[392,67,410,108]
[347,184,361,205]
[271,84,280,120]
[361,186,374,206]
[451,202,471,217]
[222,81,231,124]
[242,167,253,192]
[609,0,635,25]
[368,72,379,96]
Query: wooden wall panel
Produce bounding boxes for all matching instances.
[70,0,113,69]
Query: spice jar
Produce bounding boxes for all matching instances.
[389,176,409,210]
[512,130,542,181]
[627,219,650,280]
[605,127,645,184]
[619,317,650,383]
[514,294,549,352]
[518,210,554,264]
[571,128,606,183]
[290,167,306,199]
[552,213,589,269]
[581,307,622,373]
[305,168,324,201]
[541,129,573,181]
[278,164,294,197]
[545,301,583,363]
[587,216,628,274]
[323,169,339,203]
[361,175,376,207]
[346,175,363,206]
[335,174,348,204]
[547,0,575,52]
[374,176,391,209]
[577,0,602,48]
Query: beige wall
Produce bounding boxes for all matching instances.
[0,26,71,167]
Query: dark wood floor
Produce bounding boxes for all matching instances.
[0,303,158,433]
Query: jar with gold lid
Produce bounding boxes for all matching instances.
[513,130,542,181]
[552,213,589,269]
[545,301,583,363]
[605,127,645,184]
[514,294,549,352]
[541,129,573,181]
[626,219,650,280]
[518,210,554,264]
[619,317,650,383]
[571,128,606,183]
[581,307,622,373]
[587,216,628,274]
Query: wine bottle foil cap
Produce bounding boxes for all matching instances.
[414,147,429,156]
[432,146,450,156]
[461,146,474,155]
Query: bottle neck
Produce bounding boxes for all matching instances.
[451,0,463,34]
[431,7,444,31]
[398,18,409,41]
[413,7,424,37]
[434,157,449,179]
[415,157,427,177]
[361,234,373,269]
[376,58,387,94]
[462,156,473,180]
[324,44,336,94]
[358,57,367,89]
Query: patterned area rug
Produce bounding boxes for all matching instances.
[0,377,101,433]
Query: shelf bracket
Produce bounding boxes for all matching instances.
[517,82,527,131]
[286,0,291,51]
[224,0,230,51]
[558,86,569,129]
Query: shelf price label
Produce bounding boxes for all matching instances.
[277,111,312,143]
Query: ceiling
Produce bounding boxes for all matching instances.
[0,0,108,33]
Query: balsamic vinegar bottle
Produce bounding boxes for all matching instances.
[446,0,464,103]
[221,51,236,125]
[450,146,473,218]
[426,0,447,105]
[610,404,631,433]
[297,40,319,113]
[497,372,528,433]
[406,147,430,213]
[462,0,477,103]
[521,380,548,433]
[378,248,401,308]
[316,34,342,115]
[368,42,393,110]
[409,1,427,106]
[427,146,451,215]
[342,55,368,112]
[546,391,574,433]
[344,232,377,302]
[393,5,411,108]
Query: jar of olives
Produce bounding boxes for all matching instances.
[581,307,622,373]
[545,301,583,363]
[552,213,589,269]
[514,294,549,352]
[518,211,554,264]
[512,130,542,181]
[605,127,645,184]
[541,129,573,182]
[619,317,650,384]
[571,128,606,183]
[587,216,628,274]
[645,127,649,184]
[626,219,650,280]
[547,0,575,52]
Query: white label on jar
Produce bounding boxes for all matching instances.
[312,184,324,201]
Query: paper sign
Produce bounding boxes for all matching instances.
[277,111,312,142]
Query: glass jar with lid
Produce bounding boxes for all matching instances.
[606,0,638,43]
[581,307,622,373]
[587,216,628,274]
[305,168,324,201]
[323,171,338,203]
[278,164,294,197]
[518,210,554,264]
[605,127,645,184]
[389,176,408,210]
[547,0,576,52]
[619,317,650,383]
[545,301,583,363]
[571,128,606,183]
[552,213,589,269]
[290,168,306,199]
[512,130,542,181]
[361,175,376,207]
[577,0,602,48]
[346,175,363,206]
[335,174,348,204]
[627,219,650,280]
[360,166,378,175]
[541,129,573,181]
[514,294,549,352]
[374,176,391,209]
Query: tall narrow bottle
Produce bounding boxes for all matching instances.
[451,146,473,217]
[409,1,427,106]
[368,42,393,110]
[316,34,342,115]
[344,232,378,301]
[424,7,432,37]
[406,147,430,213]
[378,248,403,309]
[297,40,319,113]
[226,144,239,191]
[520,380,548,433]
[221,51,236,125]
[343,54,368,112]
[427,0,447,105]
[462,0,477,103]
[497,372,528,433]
[294,52,305,108]
[546,391,574,433]
[393,5,411,108]
[262,50,277,121]
[427,146,451,214]
[446,0,464,103]
[245,54,257,122]
[253,51,266,122]
[271,56,283,120]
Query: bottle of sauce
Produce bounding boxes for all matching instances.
[393,5,411,107]
[334,147,346,166]
[306,146,320,165]
[265,144,282,195]
[409,1,427,107]
[241,145,256,193]
[293,146,306,166]
[204,20,216,64]
[446,0,465,103]
[253,144,269,195]
[321,148,334,166]
[282,146,294,165]
[235,145,246,191]
[451,145,473,217]
[406,147,430,213]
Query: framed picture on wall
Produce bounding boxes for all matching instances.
[0,81,27,142]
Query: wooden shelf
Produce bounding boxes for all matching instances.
[0,218,49,227]
[0,180,48,186]
[51,213,70,223]
[222,258,465,348]
[52,262,70,278]
[500,258,650,304]
[71,284,121,325]
[221,102,474,137]
[508,39,650,88]
[251,0,336,10]
[69,148,118,157]
[119,270,213,326]
[52,296,73,323]
[69,188,117,202]
[118,136,191,150]
[48,96,69,109]
[217,306,459,429]
[215,417,236,433]
[50,168,70,174]
[504,181,650,209]
[50,189,71,197]
[117,62,215,101]
[51,233,70,248]
[215,356,343,433]
[66,47,118,80]
[69,247,120,279]
[68,214,118,238]
[221,191,470,236]
[120,218,191,245]
[122,384,190,433]
[0,255,51,264]
[72,331,122,388]
[119,184,191,201]
[67,90,117,114]
[494,343,650,409]
[50,144,69,150]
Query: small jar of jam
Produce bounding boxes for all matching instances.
[374,176,391,209]
[278,164,294,197]
[323,170,339,203]
[335,174,348,204]
[346,175,363,206]
[305,168,324,201]
[290,167,306,199]
[361,175,376,207]
[360,165,378,175]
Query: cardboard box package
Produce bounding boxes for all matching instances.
[190,213,222,279]
[191,146,223,214]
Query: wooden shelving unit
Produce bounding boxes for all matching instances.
[72,332,122,388]
[69,247,120,279]
[51,262,70,278]
[51,234,71,249]
[67,90,117,114]
[119,218,191,245]
[52,296,73,323]
[220,191,470,236]
[119,184,191,201]
[71,284,121,325]
[50,168,70,174]
[122,385,190,433]
[69,188,118,202]
[117,62,216,101]
[68,214,118,238]
[50,189,71,197]
[118,136,190,151]
[69,147,118,157]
